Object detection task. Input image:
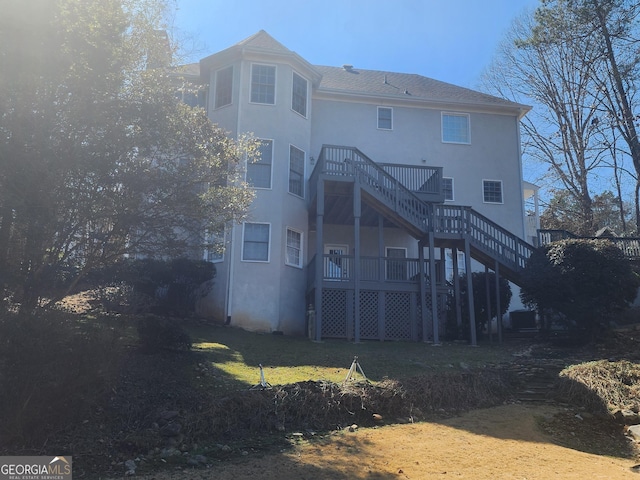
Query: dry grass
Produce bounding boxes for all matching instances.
[556,360,640,414]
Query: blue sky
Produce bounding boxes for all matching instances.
[171,0,540,89]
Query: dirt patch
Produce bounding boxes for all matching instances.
[115,404,640,480]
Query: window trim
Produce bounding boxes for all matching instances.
[250,63,277,105]
[285,227,304,268]
[246,138,273,189]
[214,65,233,109]
[442,177,454,202]
[482,179,504,204]
[441,112,471,144]
[377,106,393,130]
[288,144,305,198]
[241,222,271,263]
[291,71,308,118]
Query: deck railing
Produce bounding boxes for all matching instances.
[307,254,443,285]
[310,145,537,278]
[379,163,443,197]
[538,229,640,260]
[313,146,434,232]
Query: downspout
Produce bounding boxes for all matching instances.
[226,60,244,325]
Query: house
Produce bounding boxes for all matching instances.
[191,30,537,344]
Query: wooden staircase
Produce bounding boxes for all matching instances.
[311,145,536,285]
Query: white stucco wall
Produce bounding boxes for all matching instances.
[311,99,525,237]
[196,41,529,335]
[200,56,314,334]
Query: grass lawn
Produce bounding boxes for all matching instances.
[187,323,520,392]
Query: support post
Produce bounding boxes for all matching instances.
[485,265,492,344]
[495,260,502,344]
[428,232,439,344]
[353,182,361,343]
[452,247,462,332]
[378,215,385,340]
[464,239,477,346]
[418,240,428,342]
[314,180,324,342]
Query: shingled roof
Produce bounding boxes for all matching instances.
[199,30,529,112]
[313,65,525,109]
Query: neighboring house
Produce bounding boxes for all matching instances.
[191,30,537,344]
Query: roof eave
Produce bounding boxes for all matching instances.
[199,45,323,85]
[314,88,532,115]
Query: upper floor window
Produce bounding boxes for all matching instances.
[214,66,233,109]
[442,113,470,144]
[291,72,307,117]
[443,177,454,201]
[204,228,224,263]
[377,107,393,130]
[247,139,272,188]
[483,180,503,204]
[289,145,305,197]
[251,64,276,104]
[242,222,270,262]
[285,228,303,268]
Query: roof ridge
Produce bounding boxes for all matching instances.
[235,30,292,53]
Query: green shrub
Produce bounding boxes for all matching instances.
[136,315,192,352]
[520,239,639,340]
[88,258,215,315]
[0,311,122,447]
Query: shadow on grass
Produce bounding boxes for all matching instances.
[187,323,518,383]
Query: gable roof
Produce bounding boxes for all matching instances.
[199,30,321,84]
[314,65,528,112]
[235,30,292,53]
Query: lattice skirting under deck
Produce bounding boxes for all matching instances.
[320,288,449,341]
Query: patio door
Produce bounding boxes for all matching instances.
[324,244,349,280]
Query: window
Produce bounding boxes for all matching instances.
[442,113,470,144]
[291,72,307,117]
[286,228,303,268]
[377,107,393,130]
[204,228,224,263]
[177,86,206,108]
[385,247,407,281]
[289,145,305,197]
[443,177,454,201]
[483,180,503,203]
[242,223,270,261]
[251,64,276,104]
[214,66,233,109]
[247,139,272,188]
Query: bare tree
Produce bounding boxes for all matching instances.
[528,0,640,232]
[482,9,608,235]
